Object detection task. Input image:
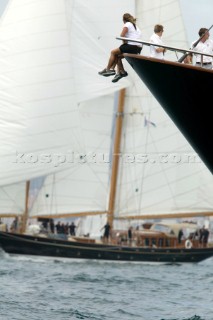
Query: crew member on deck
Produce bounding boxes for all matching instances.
[149,24,166,59]
[69,222,77,236]
[178,229,184,244]
[192,28,213,69]
[128,226,133,245]
[101,222,111,243]
[10,217,18,232]
[50,219,55,234]
[203,227,210,247]
[98,13,142,83]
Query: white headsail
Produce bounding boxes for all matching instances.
[0,0,132,220]
[0,0,129,187]
[0,0,213,229]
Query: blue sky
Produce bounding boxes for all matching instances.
[180,0,213,43]
[0,0,212,44]
[0,0,8,16]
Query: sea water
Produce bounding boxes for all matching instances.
[0,249,212,320]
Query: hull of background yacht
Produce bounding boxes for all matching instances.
[125,54,213,174]
[0,231,213,263]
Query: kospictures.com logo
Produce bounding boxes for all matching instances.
[13,151,201,167]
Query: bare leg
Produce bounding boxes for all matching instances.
[106,48,122,70]
[112,55,128,83]
[110,59,117,70]
[116,55,125,73]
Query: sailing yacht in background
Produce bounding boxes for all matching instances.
[0,0,213,249]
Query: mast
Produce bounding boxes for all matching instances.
[20,180,30,234]
[108,89,126,227]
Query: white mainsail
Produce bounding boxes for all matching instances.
[0,0,213,231]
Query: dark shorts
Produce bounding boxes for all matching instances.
[119,43,142,54]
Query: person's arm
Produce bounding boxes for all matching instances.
[155,47,166,53]
[150,37,166,53]
[120,27,128,43]
[191,41,199,53]
[183,54,192,64]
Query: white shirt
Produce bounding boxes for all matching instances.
[191,39,213,63]
[150,33,164,59]
[124,22,142,47]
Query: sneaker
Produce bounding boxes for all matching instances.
[98,69,116,77]
[112,73,123,83]
[121,71,128,77]
[112,71,128,83]
[98,68,107,75]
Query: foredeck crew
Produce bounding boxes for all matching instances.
[149,24,166,60]
[99,13,142,83]
[192,27,213,69]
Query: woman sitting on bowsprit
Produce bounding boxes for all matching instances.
[99,13,142,83]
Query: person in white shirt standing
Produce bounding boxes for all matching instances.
[150,24,166,60]
[99,13,142,83]
[192,28,213,70]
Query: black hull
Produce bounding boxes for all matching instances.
[125,55,213,174]
[0,232,213,263]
